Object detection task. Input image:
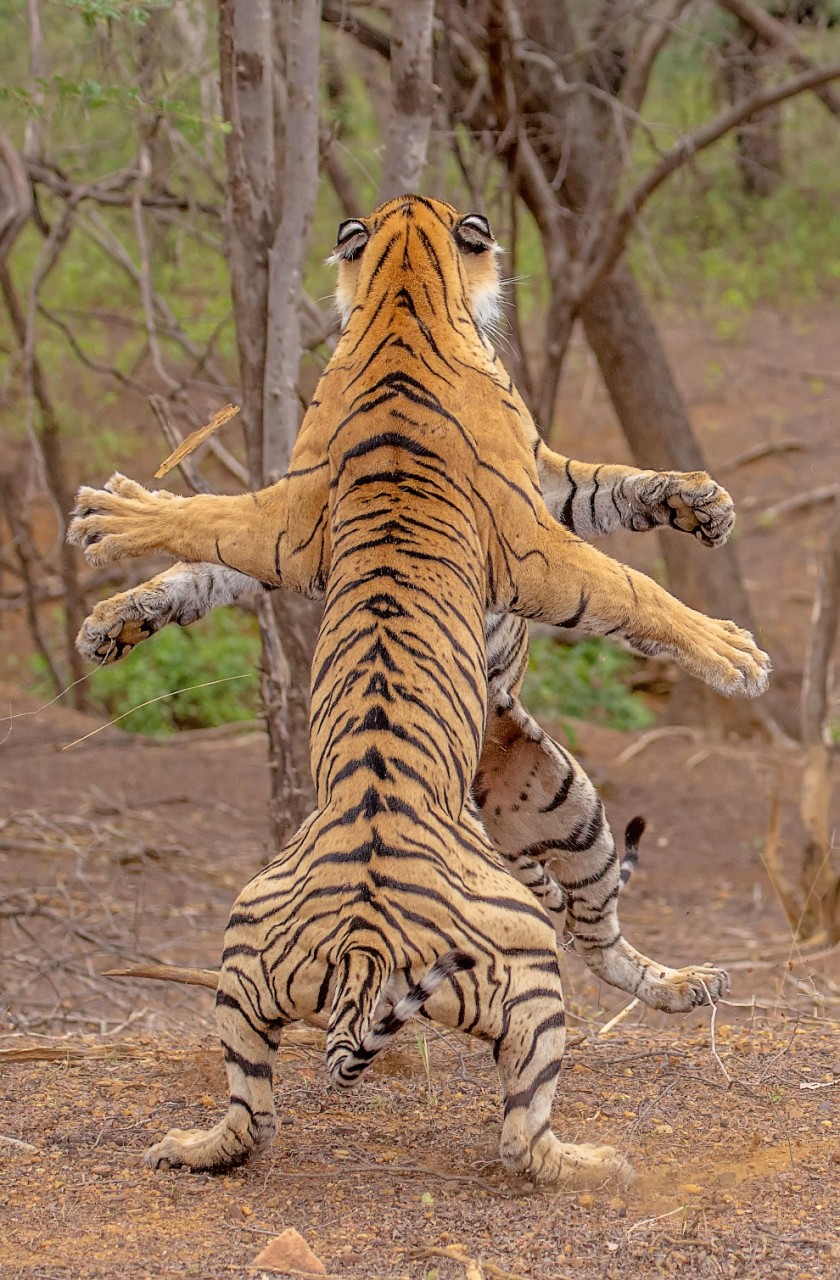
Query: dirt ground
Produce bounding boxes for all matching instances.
[1,306,839,1277]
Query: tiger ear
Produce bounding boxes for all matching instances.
[455,214,495,254]
[332,219,369,263]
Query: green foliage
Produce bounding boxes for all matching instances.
[88,608,260,735]
[627,22,840,319]
[521,636,655,734]
[58,0,158,27]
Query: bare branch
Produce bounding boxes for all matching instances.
[717,0,840,122]
[82,209,238,401]
[759,484,840,526]
[24,0,46,161]
[321,0,391,60]
[620,0,690,122]
[0,130,33,262]
[132,147,179,394]
[580,60,840,301]
[320,125,362,218]
[148,395,214,495]
[379,0,436,201]
[26,159,221,217]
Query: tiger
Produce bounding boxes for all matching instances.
[69,196,769,1185]
[75,239,740,1016]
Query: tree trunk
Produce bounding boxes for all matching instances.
[219,0,320,847]
[378,0,436,201]
[579,264,764,731]
[579,262,756,633]
[798,494,840,939]
[0,260,89,708]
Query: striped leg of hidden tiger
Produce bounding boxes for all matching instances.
[476,694,730,1011]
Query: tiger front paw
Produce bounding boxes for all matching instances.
[667,613,771,699]
[630,472,734,547]
[76,587,172,664]
[68,473,179,567]
[700,618,770,698]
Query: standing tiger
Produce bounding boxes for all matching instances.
[69,197,769,1184]
[77,215,743,1015]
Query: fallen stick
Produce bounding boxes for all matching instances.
[0,1133,39,1153]
[758,485,840,526]
[103,962,219,989]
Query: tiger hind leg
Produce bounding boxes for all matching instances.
[145,970,284,1172]
[492,969,629,1187]
[476,696,730,1013]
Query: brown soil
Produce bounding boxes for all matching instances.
[1,307,839,1278]
[2,694,839,1279]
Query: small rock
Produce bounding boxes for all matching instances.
[252,1228,326,1275]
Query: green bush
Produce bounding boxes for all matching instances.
[89,608,260,735]
[521,635,655,734]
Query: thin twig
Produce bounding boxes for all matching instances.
[701,981,733,1086]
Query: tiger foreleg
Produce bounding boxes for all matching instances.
[68,473,287,584]
[145,974,283,1173]
[537,449,735,546]
[512,523,770,698]
[76,563,266,664]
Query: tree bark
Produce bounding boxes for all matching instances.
[219,0,275,483]
[219,0,321,847]
[798,494,840,939]
[379,0,436,200]
[263,0,320,481]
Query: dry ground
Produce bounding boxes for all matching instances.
[1,305,840,1277]
[1,696,838,1279]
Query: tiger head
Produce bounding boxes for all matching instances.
[330,195,502,340]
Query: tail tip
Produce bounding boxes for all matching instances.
[439,949,476,975]
[624,815,646,847]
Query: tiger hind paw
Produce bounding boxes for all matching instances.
[510,1133,633,1189]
